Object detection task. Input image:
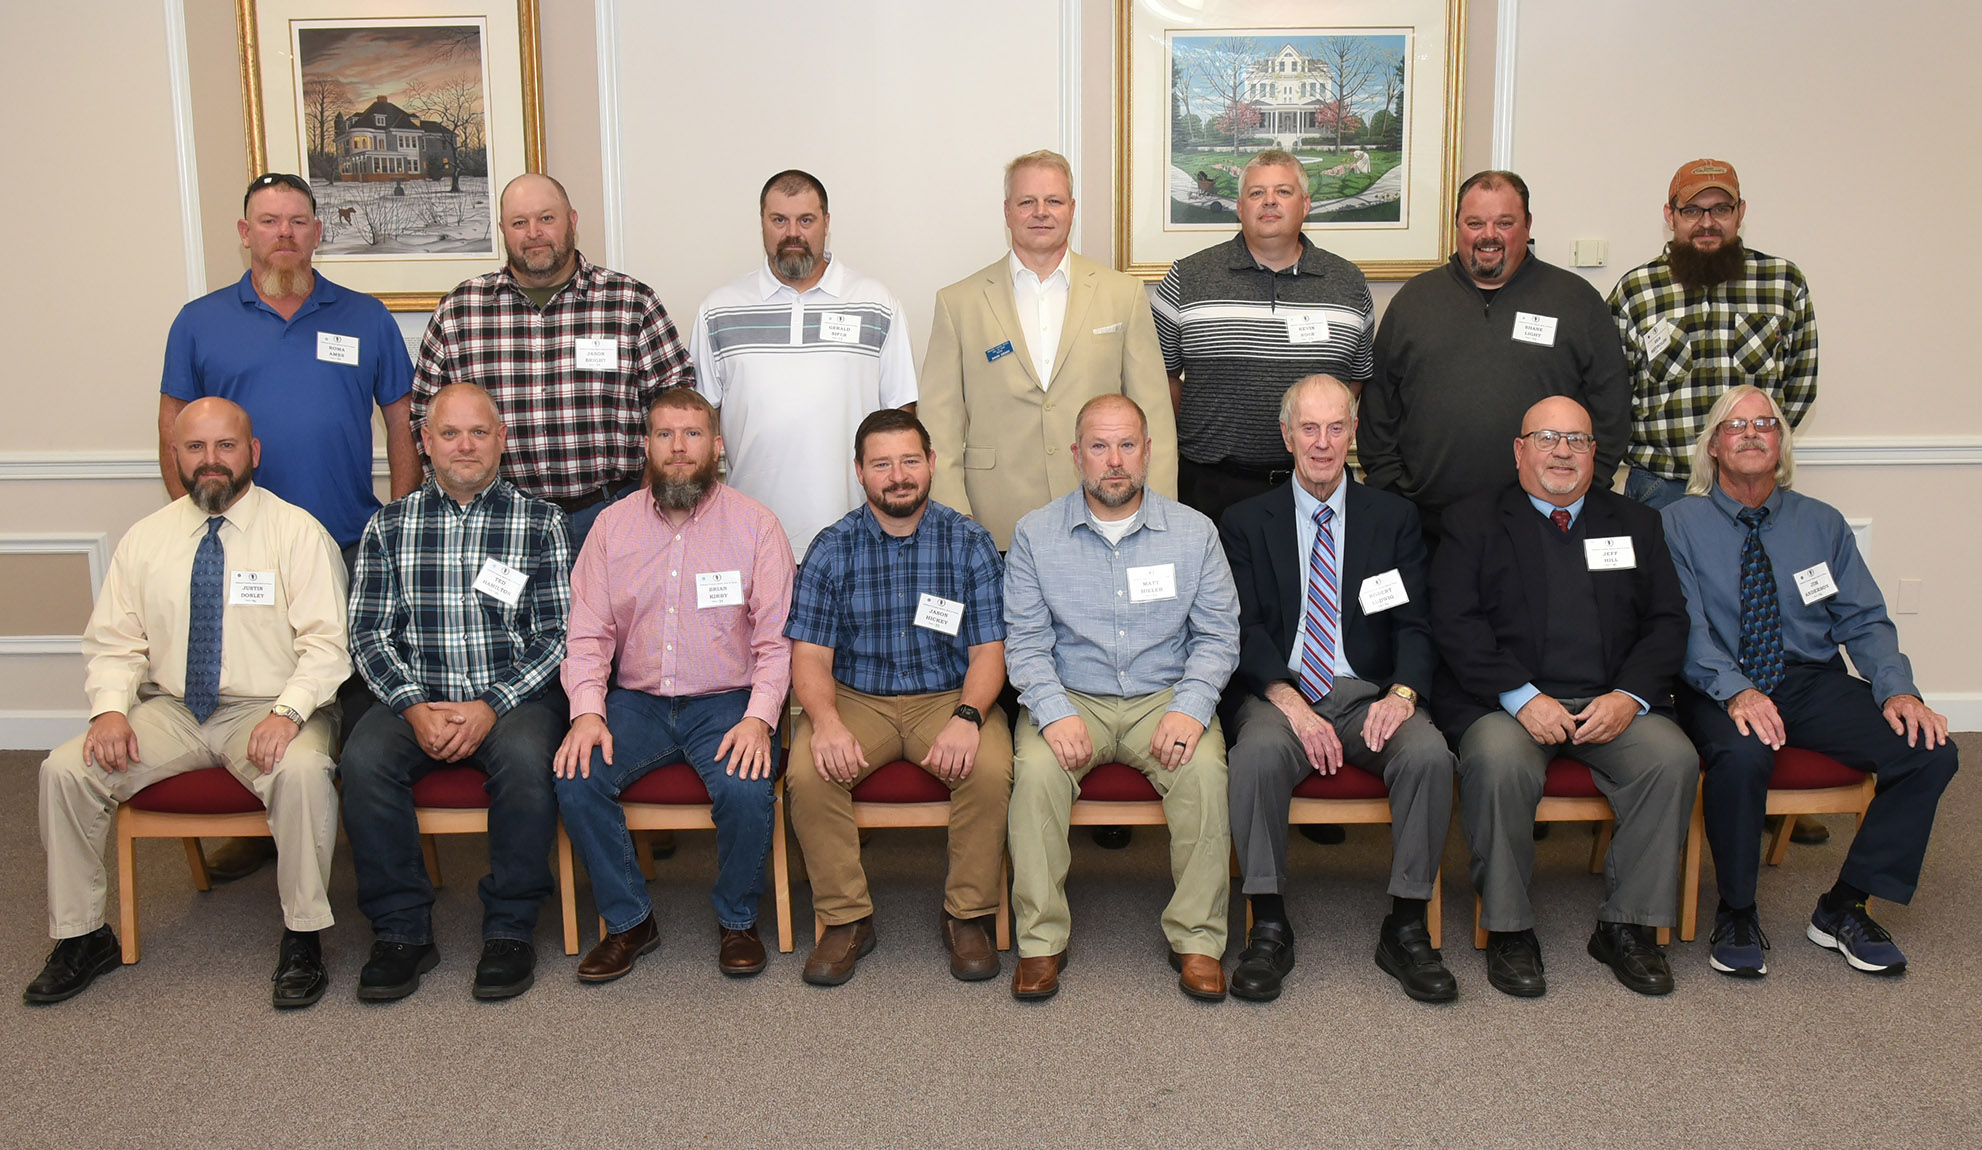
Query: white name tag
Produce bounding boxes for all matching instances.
[1512,312,1559,347]
[696,569,743,609]
[574,337,619,372]
[1644,318,1678,360]
[228,570,275,605]
[1126,563,1177,603]
[1357,569,1409,614]
[1584,536,1638,571]
[316,331,360,365]
[1284,312,1330,344]
[1793,562,1839,605]
[913,593,964,636]
[818,312,862,344]
[472,557,528,606]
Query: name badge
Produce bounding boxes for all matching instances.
[472,557,528,607]
[1644,318,1678,360]
[818,312,862,344]
[1793,562,1839,606]
[316,332,360,365]
[1584,536,1637,571]
[696,569,743,609]
[1512,312,1559,347]
[575,337,619,372]
[1285,313,1330,344]
[1126,563,1177,603]
[1358,569,1409,614]
[228,570,275,606]
[985,340,1014,363]
[913,593,964,636]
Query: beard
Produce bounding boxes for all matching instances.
[647,454,719,512]
[254,264,313,299]
[1465,242,1508,282]
[773,239,818,281]
[1666,236,1746,291]
[1082,469,1145,510]
[180,464,250,514]
[507,236,573,280]
[874,482,929,520]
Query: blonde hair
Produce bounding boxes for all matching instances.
[1004,150,1073,201]
[1243,149,1310,197]
[1686,385,1795,495]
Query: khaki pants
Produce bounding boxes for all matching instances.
[788,686,1013,925]
[39,695,340,938]
[1008,688,1229,959]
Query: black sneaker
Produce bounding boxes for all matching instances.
[1484,929,1546,998]
[23,926,120,1004]
[1587,921,1674,996]
[473,940,537,1000]
[356,940,439,1002]
[1708,904,1770,978]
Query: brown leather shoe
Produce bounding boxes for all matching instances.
[1011,951,1066,1000]
[577,914,658,983]
[718,926,766,977]
[1170,950,1227,1001]
[941,914,1000,982]
[802,917,876,986]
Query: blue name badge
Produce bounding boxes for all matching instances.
[985,340,1014,363]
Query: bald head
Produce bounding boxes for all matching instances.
[1514,396,1596,506]
[424,384,507,503]
[1520,395,1592,438]
[499,173,573,214]
[1073,393,1149,442]
[174,398,259,514]
[429,382,502,427]
[499,173,579,288]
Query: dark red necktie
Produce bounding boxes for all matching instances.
[1550,509,1571,534]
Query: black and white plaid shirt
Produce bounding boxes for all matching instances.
[412,254,693,501]
[1608,247,1817,480]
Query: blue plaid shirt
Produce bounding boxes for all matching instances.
[349,478,572,714]
[785,501,1005,695]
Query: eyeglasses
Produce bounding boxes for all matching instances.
[1717,416,1782,436]
[1673,202,1739,222]
[1518,429,1596,453]
[243,172,315,213]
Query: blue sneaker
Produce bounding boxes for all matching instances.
[1807,899,1907,974]
[1708,905,1769,978]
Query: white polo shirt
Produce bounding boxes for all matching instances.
[691,256,918,559]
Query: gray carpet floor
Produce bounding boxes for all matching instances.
[2,739,1978,1148]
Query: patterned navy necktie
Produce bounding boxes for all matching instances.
[1736,507,1784,696]
[185,516,226,722]
[1298,505,1338,703]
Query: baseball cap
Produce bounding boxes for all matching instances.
[1669,159,1740,205]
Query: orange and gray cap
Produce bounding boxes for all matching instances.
[1669,158,1740,204]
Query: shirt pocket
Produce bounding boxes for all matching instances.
[1733,313,1783,380]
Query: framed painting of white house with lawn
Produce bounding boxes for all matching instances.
[239,0,545,310]
[1116,0,1464,281]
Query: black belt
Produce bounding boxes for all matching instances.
[1204,459,1294,485]
[548,483,626,515]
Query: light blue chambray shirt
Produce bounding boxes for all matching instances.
[1003,489,1240,728]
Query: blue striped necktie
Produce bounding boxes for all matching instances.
[1736,506,1784,696]
[185,516,226,722]
[1298,505,1338,703]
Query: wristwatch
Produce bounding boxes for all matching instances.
[952,704,985,728]
[270,704,305,728]
[1387,685,1420,705]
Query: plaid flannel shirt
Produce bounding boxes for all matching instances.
[349,478,572,715]
[412,254,693,501]
[1608,247,1817,480]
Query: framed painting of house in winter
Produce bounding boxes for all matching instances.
[239,0,544,310]
[1115,0,1464,282]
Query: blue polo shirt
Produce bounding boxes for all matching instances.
[161,271,412,547]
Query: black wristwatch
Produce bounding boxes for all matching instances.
[952,704,985,728]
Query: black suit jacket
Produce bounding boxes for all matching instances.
[1428,482,1688,735]
[1219,476,1437,705]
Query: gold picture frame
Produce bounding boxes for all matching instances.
[238,0,544,311]
[1115,0,1465,282]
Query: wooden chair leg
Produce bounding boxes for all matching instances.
[556,821,579,956]
[1680,780,1705,942]
[182,838,212,891]
[1589,819,1614,874]
[421,834,442,887]
[1427,867,1443,951]
[1472,894,1487,950]
[996,853,1011,952]
[773,783,793,954]
[1765,810,1796,866]
[631,829,659,882]
[118,820,142,964]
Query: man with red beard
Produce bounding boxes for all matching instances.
[1610,159,1818,513]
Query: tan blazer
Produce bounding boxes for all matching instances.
[921,252,1177,550]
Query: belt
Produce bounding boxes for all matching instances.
[548,484,622,515]
[1208,459,1294,485]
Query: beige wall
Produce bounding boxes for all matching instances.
[0,556,94,636]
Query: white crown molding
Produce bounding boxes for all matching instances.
[0,532,111,596]
[163,0,204,301]
[1061,0,1081,251]
[1492,0,1520,169]
[0,452,395,481]
[595,0,626,270]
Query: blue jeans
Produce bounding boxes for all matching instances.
[554,688,774,932]
[564,481,641,554]
[340,694,563,944]
[1623,464,1688,510]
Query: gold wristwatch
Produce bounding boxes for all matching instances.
[270,704,304,727]
[1388,685,1420,705]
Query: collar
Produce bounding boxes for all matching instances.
[649,480,724,529]
[1708,481,1784,524]
[855,500,933,544]
[1291,475,1346,525]
[497,252,594,305]
[1526,491,1586,527]
[1065,488,1168,537]
[424,476,509,515]
[181,483,264,537]
[1008,248,1072,289]
[1445,248,1539,297]
[1225,232,1317,276]
[757,253,843,301]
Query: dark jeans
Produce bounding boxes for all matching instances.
[1676,661,1959,908]
[564,480,642,555]
[553,688,774,933]
[1623,464,1688,511]
[340,694,564,944]
[1179,458,1286,527]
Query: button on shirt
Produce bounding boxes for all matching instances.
[1288,478,1358,681]
[83,485,350,722]
[1009,249,1071,387]
[1661,484,1915,704]
[348,478,572,716]
[562,483,795,729]
[784,501,1005,696]
[1003,489,1240,728]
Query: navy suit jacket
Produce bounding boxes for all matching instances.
[1218,476,1436,704]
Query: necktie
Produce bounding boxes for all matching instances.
[1550,509,1571,533]
[1736,507,1784,696]
[1298,505,1338,703]
[185,516,226,722]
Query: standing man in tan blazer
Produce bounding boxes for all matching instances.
[922,150,1177,551]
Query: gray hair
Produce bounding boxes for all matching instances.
[1243,149,1310,197]
[1278,374,1354,428]
[1686,384,1795,495]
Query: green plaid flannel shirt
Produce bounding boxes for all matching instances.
[1607,247,1817,480]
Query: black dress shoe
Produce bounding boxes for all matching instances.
[23,925,120,1005]
[1229,920,1295,1002]
[1375,916,1457,1003]
[1298,824,1346,845]
[1588,920,1674,996]
[272,929,329,1009]
[357,940,440,1002]
[473,939,536,1000]
[1091,825,1132,850]
[1485,929,1546,998]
